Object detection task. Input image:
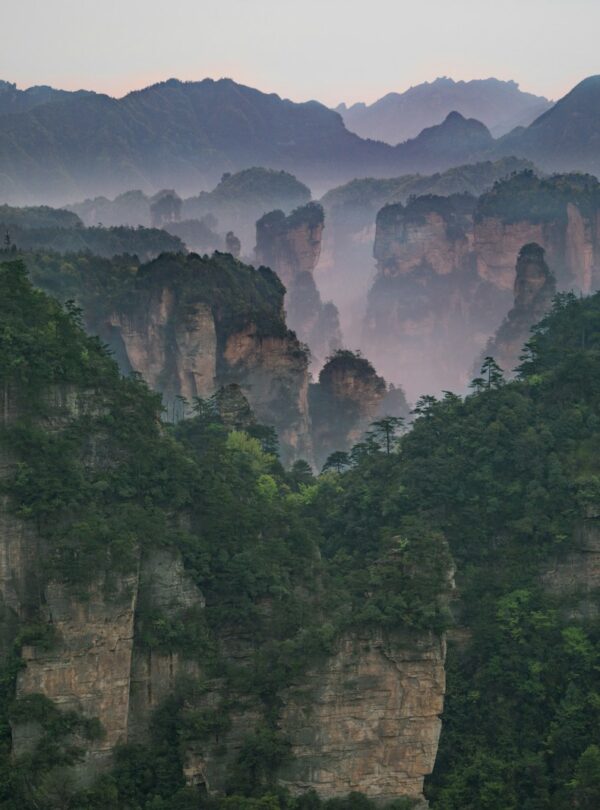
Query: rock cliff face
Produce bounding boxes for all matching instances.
[364,194,505,398]
[255,203,342,366]
[482,243,556,375]
[364,173,600,398]
[279,632,445,802]
[96,253,312,464]
[1,386,444,803]
[1,386,140,778]
[309,350,408,468]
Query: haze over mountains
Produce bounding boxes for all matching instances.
[336,77,552,142]
[0,74,599,204]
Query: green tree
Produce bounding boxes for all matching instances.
[321,451,351,474]
[367,416,405,455]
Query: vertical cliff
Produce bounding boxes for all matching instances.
[0,382,143,780]
[364,172,600,398]
[308,350,409,468]
[279,632,445,802]
[364,194,503,398]
[99,252,313,464]
[481,242,556,375]
[255,203,342,366]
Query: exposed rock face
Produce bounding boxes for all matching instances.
[279,632,445,802]
[364,173,600,398]
[308,350,405,468]
[108,286,217,406]
[128,627,445,803]
[255,203,325,287]
[127,548,204,743]
[1,386,140,778]
[221,325,313,461]
[98,253,312,463]
[364,194,506,398]
[255,203,342,366]
[482,243,556,374]
[16,577,139,774]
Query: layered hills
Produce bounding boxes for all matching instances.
[1,74,598,204]
[336,77,552,143]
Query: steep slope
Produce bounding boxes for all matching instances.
[255,203,341,366]
[68,168,312,255]
[0,79,498,206]
[0,260,450,808]
[498,75,600,175]
[480,242,556,375]
[0,79,393,204]
[23,250,314,463]
[317,157,535,341]
[363,171,600,397]
[183,167,312,252]
[337,77,551,143]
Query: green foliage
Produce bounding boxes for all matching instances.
[476,170,600,225]
[321,158,535,230]
[3,223,183,260]
[11,259,600,809]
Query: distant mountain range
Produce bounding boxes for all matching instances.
[336,77,552,143]
[0,75,598,205]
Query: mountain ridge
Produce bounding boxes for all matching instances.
[336,76,552,143]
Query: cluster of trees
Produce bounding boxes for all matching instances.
[476,169,600,225]
[4,257,600,809]
[0,260,446,810]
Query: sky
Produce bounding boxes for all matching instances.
[4,0,600,105]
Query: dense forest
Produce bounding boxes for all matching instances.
[2,257,600,809]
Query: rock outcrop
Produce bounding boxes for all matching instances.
[1,386,140,779]
[364,194,505,398]
[363,172,600,398]
[309,350,409,469]
[255,203,342,366]
[279,632,445,802]
[1,382,445,803]
[482,243,556,375]
[97,252,313,464]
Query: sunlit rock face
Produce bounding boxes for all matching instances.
[481,243,556,376]
[255,203,342,368]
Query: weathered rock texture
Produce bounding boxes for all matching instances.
[1,386,139,777]
[482,243,556,375]
[95,253,312,464]
[279,632,445,802]
[364,194,502,398]
[309,350,409,469]
[364,173,600,398]
[2,384,445,803]
[255,203,342,366]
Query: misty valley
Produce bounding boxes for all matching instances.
[2,68,600,810]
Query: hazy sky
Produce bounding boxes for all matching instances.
[4,0,599,105]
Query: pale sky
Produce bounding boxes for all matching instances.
[3,0,599,105]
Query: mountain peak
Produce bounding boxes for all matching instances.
[337,78,551,143]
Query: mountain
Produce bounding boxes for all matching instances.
[5,255,600,809]
[337,77,552,143]
[0,78,390,204]
[0,79,95,114]
[1,75,598,207]
[0,78,498,205]
[497,75,600,176]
